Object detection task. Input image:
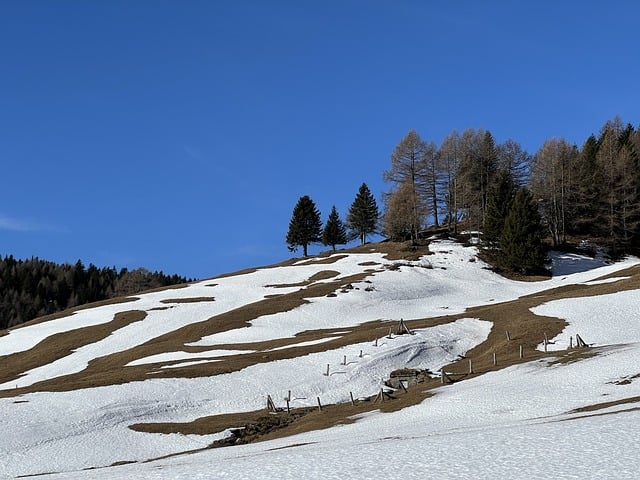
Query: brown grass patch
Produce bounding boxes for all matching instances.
[0,310,147,388]
[160,297,216,304]
[7,297,138,330]
[265,270,341,288]
[1,272,374,396]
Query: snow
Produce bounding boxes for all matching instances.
[127,349,254,367]
[533,289,640,351]
[1,241,640,478]
[267,337,337,351]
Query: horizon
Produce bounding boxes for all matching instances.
[2,1,639,279]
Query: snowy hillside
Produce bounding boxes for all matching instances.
[1,240,640,479]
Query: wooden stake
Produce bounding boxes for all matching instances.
[343,355,347,365]
[266,394,276,412]
[493,352,497,366]
[350,391,355,406]
[374,338,378,347]
[325,364,330,376]
[359,350,363,358]
[569,336,573,349]
[519,344,524,359]
[317,397,322,411]
[468,359,473,374]
[399,318,413,335]
[506,330,511,341]
[287,390,291,402]
[286,399,290,414]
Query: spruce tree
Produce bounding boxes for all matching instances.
[483,169,517,248]
[322,205,347,252]
[347,183,379,245]
[499,188,547,274]
[286,195,322,256]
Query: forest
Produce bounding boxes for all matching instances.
[287,116,640,274]
[0,257,188,329]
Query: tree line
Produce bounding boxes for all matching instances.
[286,116,640,273]
[0,256,189,329]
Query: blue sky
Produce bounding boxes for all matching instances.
[1,1,639,279]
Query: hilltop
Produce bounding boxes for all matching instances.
[1,237,639,479]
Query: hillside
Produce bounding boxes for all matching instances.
[1,238,640,479]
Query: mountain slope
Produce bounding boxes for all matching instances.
[1,239,639,479]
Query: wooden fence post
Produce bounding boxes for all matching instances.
[468,359,473,374]
[266,395,276,412]
[324,364,330,376]
[519,344,524,359]
[569,336,573,349]
[493,352,497,366]
[350,391,355,406]
[506,330,511,342]
[343,355,347,366]
[317,397,322,411]
[359,350,363,358]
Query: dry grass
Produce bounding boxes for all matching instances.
[160,297,216,304]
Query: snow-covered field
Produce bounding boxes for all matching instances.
[1,241,639,479]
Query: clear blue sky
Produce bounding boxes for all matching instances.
[1,1,639,279]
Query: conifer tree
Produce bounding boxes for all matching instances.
[571,134,601,236]
[347,183,379,245]
[499,188,546,274]
[322,205,347,252]
[483,169,517,248]
[286,195,322,256]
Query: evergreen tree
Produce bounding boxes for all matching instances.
[322,206,347,252]
[571,134,601,236]
[456,129,498,229]
[286,195,322,256]
[499,188,547,274]
[483,169,517,248]
[347,183,379,245]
